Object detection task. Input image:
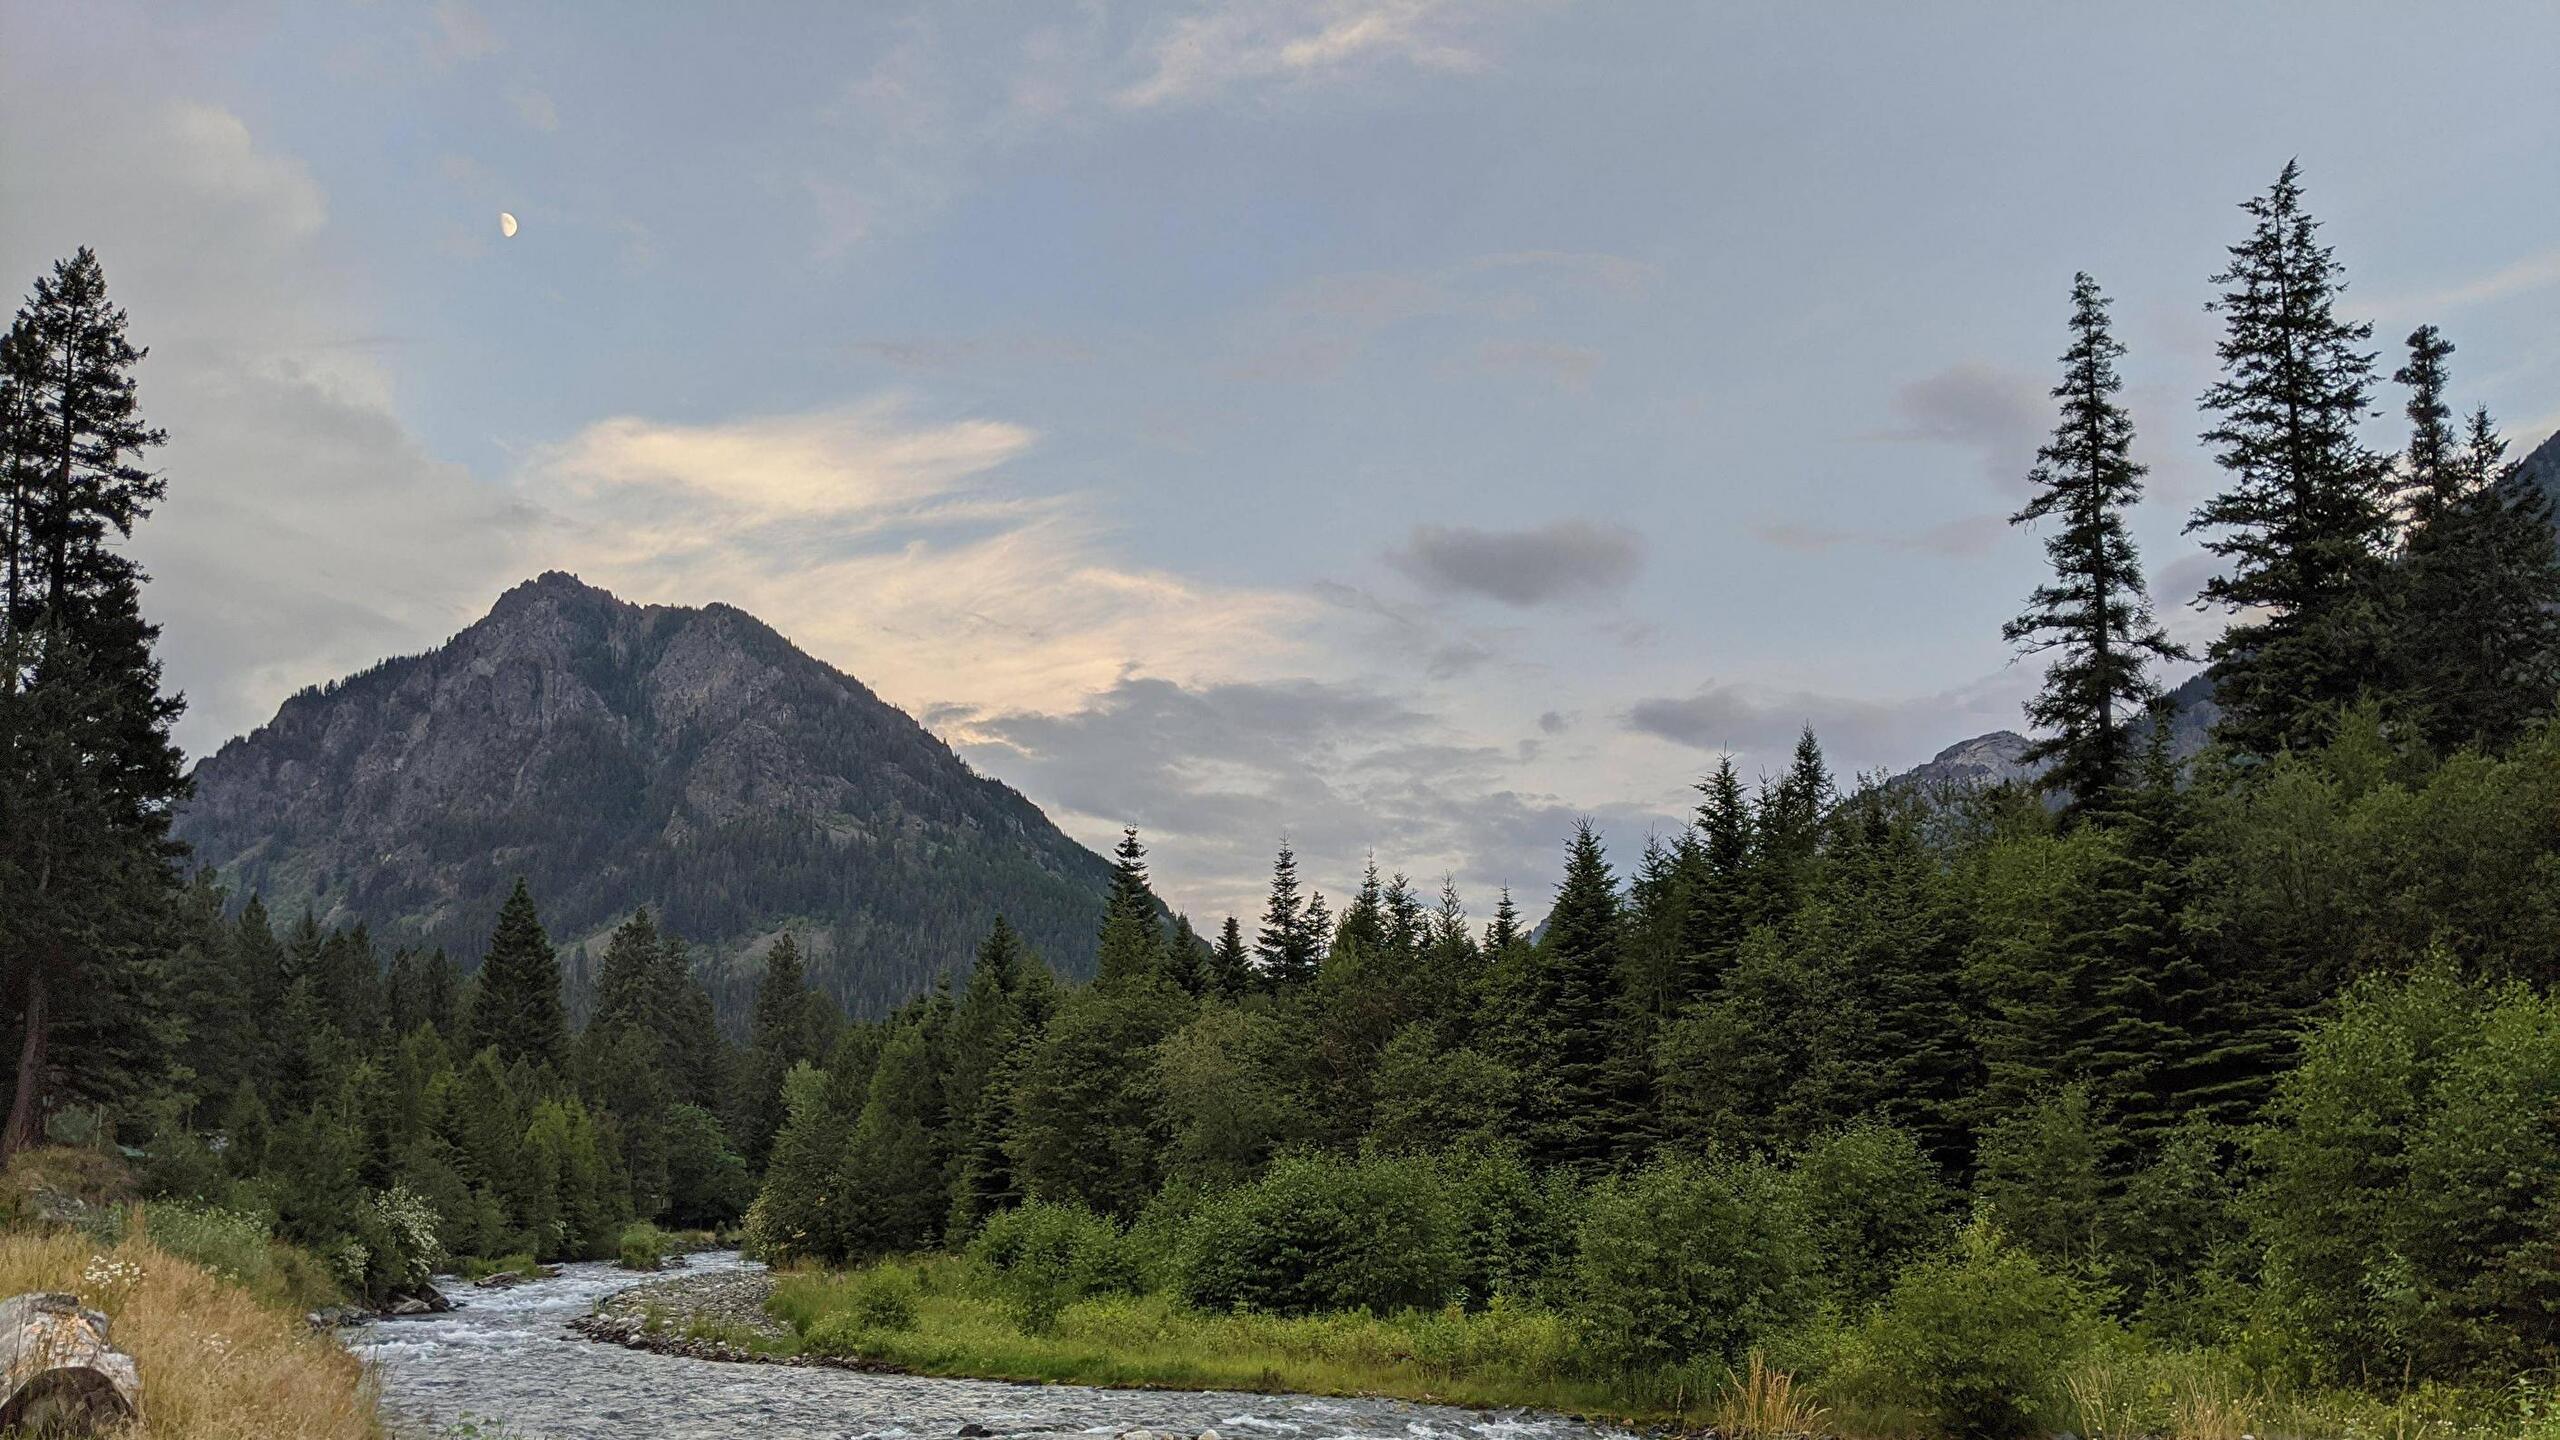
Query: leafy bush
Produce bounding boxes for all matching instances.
[1794,1119,1955,1310]
[801,1266,922,1355]
[1173,1151,1458,1316]
[1837,1216,2105,1439]
[969,1200,1139,1329]
[618,1221,672,1271]
[1573,1154,1812,1371]
[357,1184,447,1295]
[1437,1144,1580,1306]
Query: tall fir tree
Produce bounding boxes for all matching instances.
[0,249,187,1158]
[2187,161,2394,757]
[1093,827,1165,988]
[1254,842,1321,987]
[1210,915,1253,999]
[2393,355,2560,753]
[466,879,568,1073]
[2006,273,2187,816]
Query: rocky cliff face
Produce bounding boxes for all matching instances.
[174,572,1116,1019]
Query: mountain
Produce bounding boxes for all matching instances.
[2517,426,2560,509]
[1891,672,2219,796]
[173,572,1119,1021]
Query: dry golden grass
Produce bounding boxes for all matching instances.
[0,1226,379,1440]
[1714,1350,1831,1439]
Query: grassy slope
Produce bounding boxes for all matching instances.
[0,1226,380,1440]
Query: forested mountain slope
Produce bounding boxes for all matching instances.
[172,572,1117,1019]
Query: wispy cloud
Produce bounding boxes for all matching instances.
[2375,248,2560,319]
[1115,0,1499,109]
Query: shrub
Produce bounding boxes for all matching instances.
[1837,1216,2105,1439]
[1573,1154,1812,1371]
[618,1220,672,1271]
[357,1184,446,1295]
[1437,1144,1580,1306]
[969,1200,1139,1329]
[1173,1151,1459,1316]
[1794,1119,1955,1311]
[801,1266,922,1355]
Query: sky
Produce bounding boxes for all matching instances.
[4,1,2557,927]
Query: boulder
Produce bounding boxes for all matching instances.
[0,1291,142,1434]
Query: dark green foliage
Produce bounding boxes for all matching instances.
[969,1200,1142,1330]
[1174,1150,1459,1316]
[2006,273,2186,814]
[1572,1153,1811,1370]
[1254,843,1321,987]
[1848,1219,2102,1439]
[2187,162,2395,757]
[1490,822,1631,1171]
[1008,979,1188,1217]
[466,879,568,1072]
[1795,1120,1957,1311]
[2248,965,2560,1380]
[2396,392,2560,755]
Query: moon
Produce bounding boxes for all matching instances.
[499,212,519,238]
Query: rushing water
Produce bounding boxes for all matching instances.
[351,1254,1632,1440]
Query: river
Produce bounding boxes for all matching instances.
[350,1254,1633,1440]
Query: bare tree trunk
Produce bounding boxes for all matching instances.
[2,966,46,1162]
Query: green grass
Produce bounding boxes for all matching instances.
[458,1250,543,1281]
[768,1257,2560,1439]
[770,1256,1697,1423]
[618,1221,673,1271]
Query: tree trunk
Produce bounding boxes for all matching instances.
[1,967,45,1162]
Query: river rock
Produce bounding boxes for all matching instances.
[0,1291,143,1434]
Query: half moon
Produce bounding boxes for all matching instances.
[499,212,519,238]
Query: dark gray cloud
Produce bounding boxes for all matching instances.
[1386,519,1643,607]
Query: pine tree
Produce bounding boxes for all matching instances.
[466,879,568,1073]
[1484,887,1524,954]
[2007,274,2188,815]
[0,250,186,1160]
[1680,757,1753,995]
[1210,916,1253,999]
[2391,324,2460,534]
[1093,828,1165,988]
[840,1020,949,1256]
[2396,388,2560,754]
[1254,843,1321,987]
[2187,161,2394,757]
[1509,822,1630,1170]
[1749,728,1833,923]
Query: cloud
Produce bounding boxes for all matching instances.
[2375,248,2560,319]
[1879,361,2050,490]
[958,672,1661,925]
[1236,250,1650,383]
[1115,0,1497,109]
[1387,520,1644,606]
[0,92,546,759]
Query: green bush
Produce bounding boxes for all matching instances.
[969,1200,1139,1329]
[1794,1119,1956,1310]
[801,1267,922,1355]
[1839,1216,2104,1439]
[1436,1144,1580,1307]
[1573,1154,1811,1371]
[1173,1151,1458,1316]
[617,1221,672,1272]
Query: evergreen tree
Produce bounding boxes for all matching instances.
[2391,324,2460,534]
[466,879,568,1073]
[2396,389,2560,753]
[0,249,186,1160]
[1210,916,1253,999]
[1679,757,1753,996]
[1498,822,1630,1170]
[2006,273,2188,815]
[2187,162,2394,757]
[1483,887,1524,954]
[1093,827,1164,988]
[1254,842,1321,987]
[840,1020,950,1255]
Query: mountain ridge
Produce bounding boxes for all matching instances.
[174,571,1119,1020]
